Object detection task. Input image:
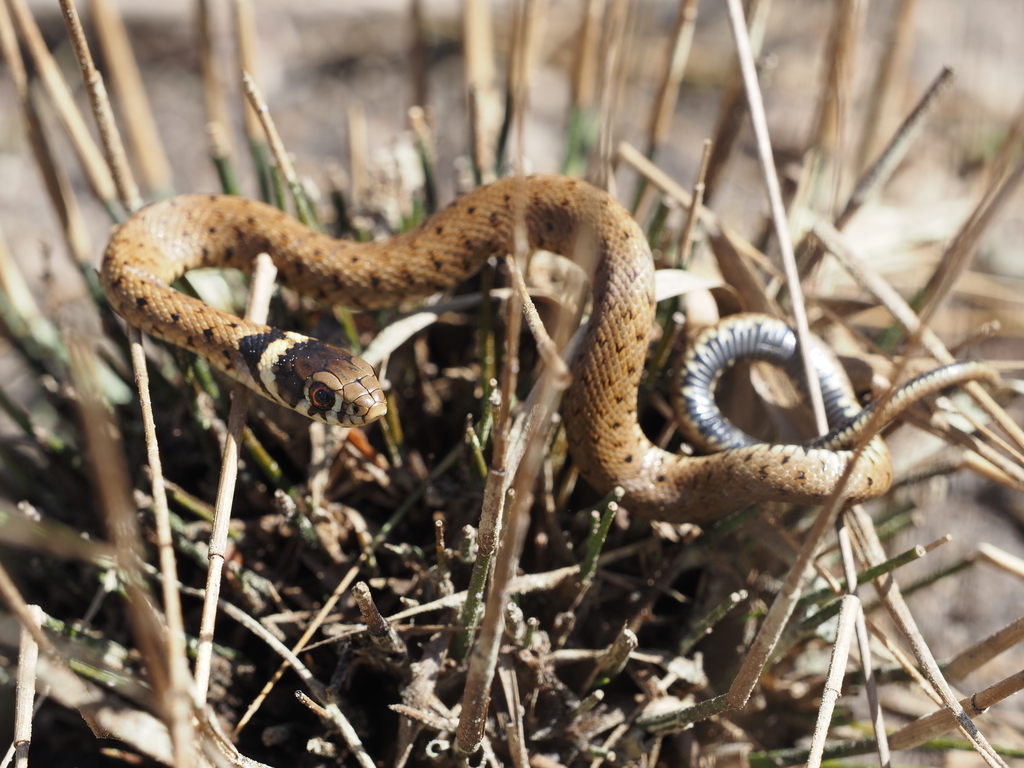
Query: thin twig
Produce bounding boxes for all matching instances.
[126,325,194,768]
[943,614,1024,682]
[837,66,955,228]
[503,254,570,385]
[848,507,1007,768]
[806,595,859,768]
[241,71,318,226]
[0,0,92,263]
[89,0,173,196]
[58,0,142,213]
[6,0,118,211]
[855,0,921,169]
[725,0,827,434]
[813,220,1024,457]
[10,604,41,768]
[194,253,278,703]
[918,138,1024,326]
[835,517,891,768]
[675,138,711,267]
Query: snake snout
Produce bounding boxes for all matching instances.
[341,377,388,425]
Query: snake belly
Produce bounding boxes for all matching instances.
[101,175,996,524]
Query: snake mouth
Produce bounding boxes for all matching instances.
[360,391,388,424]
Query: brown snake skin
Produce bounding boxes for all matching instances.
[102,175,996,523]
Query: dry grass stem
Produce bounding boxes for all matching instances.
[233,561,361,737]
[464,0,498,182]
[241,71,315,221]
[455,198,578,753]
[974,542,1024,580]
[960,450,1024,492]
[919,145,1024,326]
[126,323,194,767]
[805,595,859,768]
[582,623,637,692]
[503,254,570,384]
[887,669,1024,752]
[588,0,630,190]
[856,0,921,168]
[935,397,1024,468]
[808,0,865,197]
[836,65,955,229]
[647,0,698,153]
[616,140,784,288]
[198,0,235,162]
[725,0,827,434]
[10,604,41,768]
[702,0,770,201]
[570,0,603,111]
[194,253,277,703]
[834,517,890,767]
[68,344,170,682]
[89,0,173,196]
[58,0,141,213]
[498,660,530,768]
[813,220,1024,455]
[385,565,579,625]
[676,138,711,266]
[631,0,699,218]
[353,581,408,656]
[848,508,1007,767]
[902,410,1024,489]
[0,1,91,262]
[235,0,261,142]
[943,614,1024,682]
[5,0,118,208]
[346,102,369,207]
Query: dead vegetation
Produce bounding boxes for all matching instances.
[0,1,1022,767]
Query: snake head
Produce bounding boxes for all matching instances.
[247,333,387,426]
[304,366,388,426]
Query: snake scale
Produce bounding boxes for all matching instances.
[102,175,995,523]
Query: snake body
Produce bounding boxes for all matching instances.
[102,176,995,523]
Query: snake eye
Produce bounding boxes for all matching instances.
[308,381,336,410]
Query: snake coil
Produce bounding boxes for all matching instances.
[102,175,996,523]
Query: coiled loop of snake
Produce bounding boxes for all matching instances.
[101,175,997,523]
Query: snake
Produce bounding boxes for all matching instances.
[101,175,997,524]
